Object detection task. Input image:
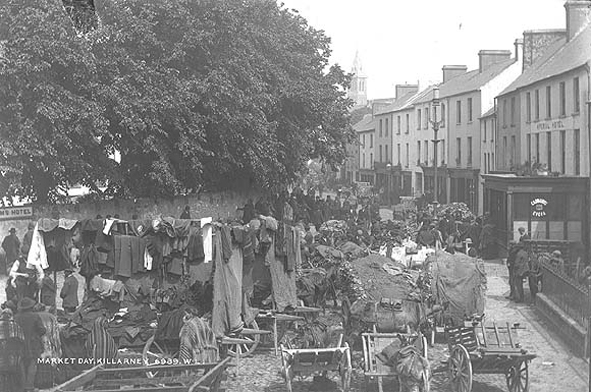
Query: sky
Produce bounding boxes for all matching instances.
[280,0,567,99]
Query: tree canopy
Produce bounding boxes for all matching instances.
[0,0,354,203]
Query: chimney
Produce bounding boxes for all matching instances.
[442,65,468,83]
[514,38,524,61]
[565,0,591,41]
[522,29,567,71]
[395,84,419,99]
[478,50,512,72]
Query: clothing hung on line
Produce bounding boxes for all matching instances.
[265,235,298,312]
[212,234,244,337]
[201,218,213,263]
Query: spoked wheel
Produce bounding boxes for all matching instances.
[506,360,529,392]
[227,320,260,357]
[448,345,472,392]
[142,336,179,378]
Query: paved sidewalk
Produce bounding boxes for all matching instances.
[482,260,588,391]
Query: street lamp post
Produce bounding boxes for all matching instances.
[430,86,443,204]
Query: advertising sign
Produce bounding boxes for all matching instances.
[0,206,34,221]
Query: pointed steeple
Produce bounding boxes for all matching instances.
[351,50,366,77]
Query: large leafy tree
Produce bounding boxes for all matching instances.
[0,0,354,202]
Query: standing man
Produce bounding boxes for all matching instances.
[512,243,530,303]
[2,228,21,267]
[180,205,191,219]
[14,297,46,392]
[505,241,519,300]
[60,268,79,313]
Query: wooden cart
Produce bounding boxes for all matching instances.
[45,357,232,392]
[280,334,352,392]
[446,321,536,392]
[362,332,429,392]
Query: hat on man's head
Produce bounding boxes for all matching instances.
[552,250,562,257]
[27,221,35,230]
[9,228,16,233]
[17,297,36,312]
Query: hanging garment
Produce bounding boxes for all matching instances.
[179,316,219,364]
[80,244,100,278]
[37,312,62,360]
[212,236,243,337]
[85,317,119,362]
[26,223,48,270]
[144,247,153,271]
[266,236,298,312]
[201,217,213,263]
[220,226,233,262]
[44,228,72,272]
[187,226,205,262]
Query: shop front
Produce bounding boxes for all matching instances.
[421,165,447,203]
[482,174,589,252]
[448,168,479,213]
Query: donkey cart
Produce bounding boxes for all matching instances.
[446,321,536,392]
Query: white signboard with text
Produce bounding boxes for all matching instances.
[0,206,34,221]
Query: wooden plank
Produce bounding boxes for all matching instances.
[97,363,216,375]
[493,322,501,347]
[89,387,187,392]
[49,365,102,391]
[188,357,232,392]
[240,328,272,335]
[93,376,195,387]
[506,322,515,348]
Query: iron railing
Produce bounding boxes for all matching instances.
[540,261,589,328]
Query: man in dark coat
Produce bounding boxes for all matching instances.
[512,243,530,303]
[2,228,20,266]
[14,297,46,392]
[60,268,79,313]
[180,205,191,219]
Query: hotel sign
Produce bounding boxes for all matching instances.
[531,197,547,218]
[536,120,566,131]
[0,206,33,221]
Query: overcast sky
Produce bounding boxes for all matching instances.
[280,0,567,99]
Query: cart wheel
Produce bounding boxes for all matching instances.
[227,320,260,357]
[142,336,179,378]
[448,345,472,392]
[506,360,529,392]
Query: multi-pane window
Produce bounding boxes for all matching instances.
[526,134,531,164]
[559,82,566,116]
[405,143,409,167]
[574,129,580,175]
[503,137,507,166]
[405,114,410,133]
[441,139,445,164]
[397,116,401,134]
[511,136,516,166]
[441,103,446,127]
[467,136,473,165]
[468,98,473,122]
[417,141,421,164]
[510,97,515,125]
[370,134,373,148]
[379,145,383,162]
[535,133,540,164]
[546,86,551,118]
[456,100,462,124]
[397,144,401,165]
[385,118,389,137]
[417,109,422,130]
[535,89,540,120]
[484,121,487,141]
[546,132,552,171]
[370,153,373,168]
[424,140,429,163]
[379,119,383,137]
[362,153,365,168]
[503,100,507,127]
[456,138,462,165]
[574,77,580,113]
[526,92,531,122]
[425,107,430,129]
[560,130,566,174]
[385,145,389,163]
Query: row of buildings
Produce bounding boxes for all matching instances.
[343,0,591,247]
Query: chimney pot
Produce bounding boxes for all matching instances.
[442,65,468,83]
[478,50,512,72]
[565,0,591,41]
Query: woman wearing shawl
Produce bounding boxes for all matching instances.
[85,317,118,362]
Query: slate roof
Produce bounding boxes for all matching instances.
[480,107,496,119]
[376,86,438,114]
[499,24,590,96]
[353,114,375,132]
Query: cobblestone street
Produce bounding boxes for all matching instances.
[225,261,589,392]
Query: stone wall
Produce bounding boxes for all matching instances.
[0,189,261,240]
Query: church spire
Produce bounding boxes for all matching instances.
[347,50,368,107]
[351,50,366,77]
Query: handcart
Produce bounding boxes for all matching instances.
[45,357,232,392]
[280,334,352,392]
[362,331,429,392]
[446,320,536,392]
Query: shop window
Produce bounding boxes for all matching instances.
[546,193,565,221]
[514,194,530,221]
[567,194,583,221]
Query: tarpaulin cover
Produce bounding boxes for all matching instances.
[427,251,487,326]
